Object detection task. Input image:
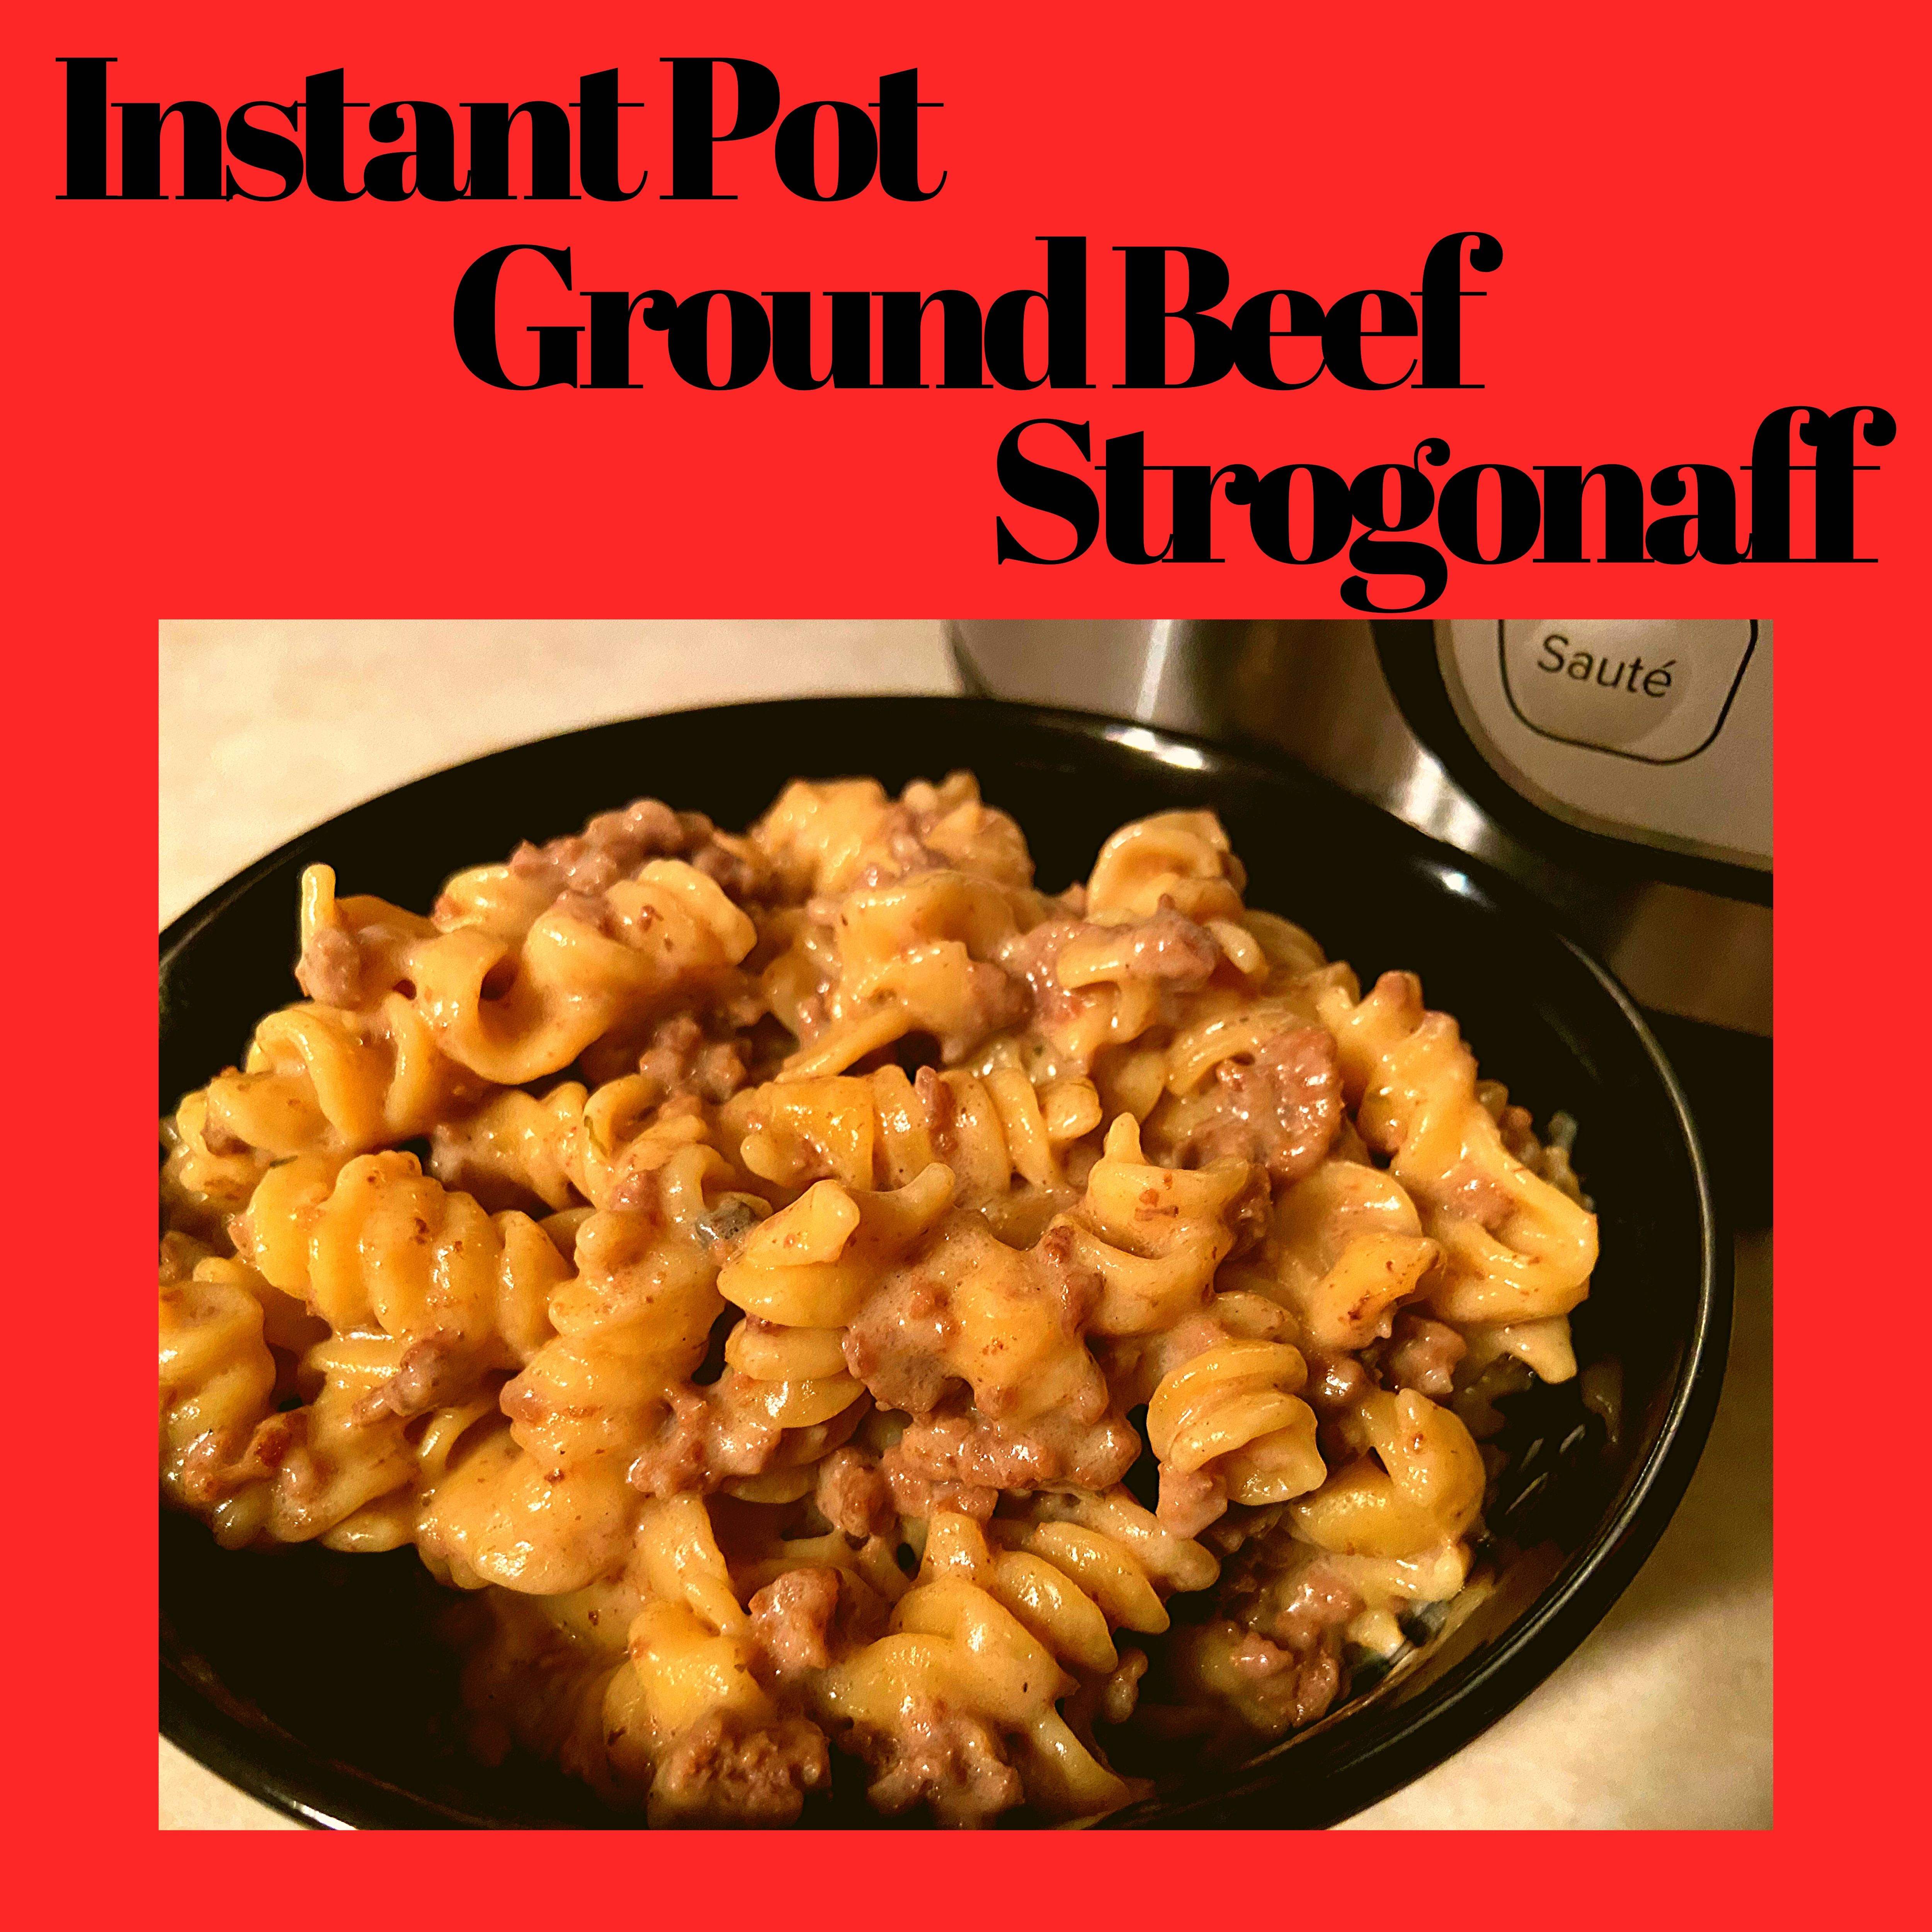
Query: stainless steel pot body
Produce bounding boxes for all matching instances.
[949,618,1770,1038]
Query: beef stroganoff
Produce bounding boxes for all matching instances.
[159,773,1597,1826]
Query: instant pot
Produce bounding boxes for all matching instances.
[950,619,1771,1225]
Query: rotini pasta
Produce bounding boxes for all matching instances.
[160,769,1600,1826]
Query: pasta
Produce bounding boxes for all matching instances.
[159,771,1600,1826]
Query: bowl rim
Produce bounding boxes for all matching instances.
[159,691,1732,1831]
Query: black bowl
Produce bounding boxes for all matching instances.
[160,695,1729,1829]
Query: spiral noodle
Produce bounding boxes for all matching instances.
[243,1150,561,1364]
[160,1094,272,1243]
[1145,1310,1325,1512]
[774,870,1046,1078]
[718,1164,956,1328]
[723,1063,1100,1211]
[301,857,757,1085]
[223,994,481,1155]
[160,772,1603,1826]
[1291,1386,1486,1559]
[1085,809,1247,924]
[824,1492,1214,1823]
[1266,1159,1444,1350]
[1313,969,1597,1323]
[159,1257,279,1544]
[751,771,1033,901]
[717,1166,1109,1442]
[1054,1114,1253,1334]
[439,1142,739,1592]
[711,1320,869,1505]
[428,1081,587,1212]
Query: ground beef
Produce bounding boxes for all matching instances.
[1265,1565,1362,1652]
[296,923,364,1007]
[842,1220,1104,1423]
[550,889,616,936]
[602,1163,668,1217]
[913,1065,957,1157]
[1302,1350,1376,1470]
[1116,902,1225,982]
[880,1463,998,1522]
[688,838,769,904]
[749,1568,841,1683]
[1302,1350,1371,1415]
[930,959,1031,1061]
[157,1233,204,1285]
[182,1411,317,1505]
[1156,1464,1228,1538]
[177,1428,244,1505]
[352,1331,469,1423]
[844,1209,1125,1501]
[1433,1163,1515,1229]
[842,1271,961,1415]
[1495,1101,1534,1157]
[1198,1502,1286,1560]
[527,799,688,888]
[625,1387,781,1498]
[843,835,946,892]
[1032,1219,1107,1330]
[814,1447,895,1539]
[1383,1311,1467,1398]
[857,1703,1024,1827]
[884,1404,1141,1497]
[1173,1026,1343,1185]
[494,798,771,908]
[636,1013,748,1105]
[651,1711,829,1826]
[1003,918,1109,1031]
[1002,901,1220,1035]
[1223,1629,1344,1732]
[818,825,956,904]
[198,1109,251,1158]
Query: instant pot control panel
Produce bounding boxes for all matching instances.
[1374,620,1772,910]
[1436,621,1769,876]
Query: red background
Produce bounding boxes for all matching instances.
[7,0,1922,1911]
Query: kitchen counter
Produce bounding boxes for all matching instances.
[158,619,1772,1830]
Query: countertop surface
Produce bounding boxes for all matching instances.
[158,619,1772,1831]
